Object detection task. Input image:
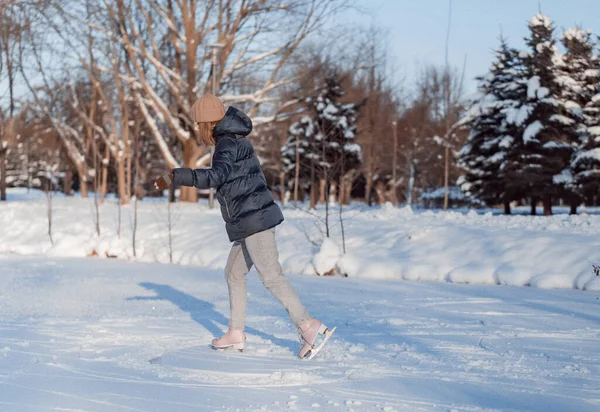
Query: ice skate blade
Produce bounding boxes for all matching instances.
[211,342,245,352]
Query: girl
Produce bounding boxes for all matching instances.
[153,94,332,359]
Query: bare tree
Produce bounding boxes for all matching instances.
[0,0,24,201]
[7,0,351,204]
[0,111,7,200]
[440,0,467,210]
[100,0,348,202]
[294,131,300,206]
[17,1,136,204]
[93,149,101,237]
[394,64,465,206]
[20,44,92,199]
[442,0,453,210]
[131,118,142,258]
[0,131,6,201]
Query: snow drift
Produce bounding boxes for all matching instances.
[1,188,600,292]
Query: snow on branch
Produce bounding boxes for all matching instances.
[221,79,297,106]
[221,44,287,80]
[530,14,552,29]
[147,0,187,44]
[221,29,262,81]
[135,91,179,169]
[523,120,543,143]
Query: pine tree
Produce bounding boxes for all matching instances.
[281,74,363,203]
[498,42,531,212]
[561,28,600,208]
[458,38,526,214]
[311,75,363,182]
[511,14,573,215]
[281,115,317,197]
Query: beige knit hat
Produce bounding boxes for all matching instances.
[191,94,226,123]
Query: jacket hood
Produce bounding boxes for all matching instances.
[213,106,253,138]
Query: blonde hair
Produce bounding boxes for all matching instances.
[194,121,218,146]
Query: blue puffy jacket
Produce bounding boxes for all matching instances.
[172,106,284,241]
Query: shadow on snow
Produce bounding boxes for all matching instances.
[127,282,299,353]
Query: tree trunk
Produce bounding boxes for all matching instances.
[374,181,386,205]
[392,121,398,204]
[319,179,326,204]
[63,168,73,195]
[279,171,285,205]
[0,148,6,201]
[79,168,88,198]
[364,172,373,205]
[1,118,12,201]
[407,162,415,206]
[364,63,375,205]
[180,139,199,202]
[570,199,578,215]
[346,179,353,205]
[101,166,108,202]
[294,135,300,206]
[310,181,317,209]
[101,147,110,202]
[126,154,132,201]
[169,182,176,203]
[329,182,337,205]
[543,196,552,216]
[117,158,128,205]
[503,199,511,215]
[443,144,450,210]
[309,161,317,209]
[341,174,352,205]
[390,188,398,207]
[387,182,398,206]
[530,198,537,215]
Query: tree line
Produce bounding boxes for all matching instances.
[1,0,469,208]
[458,14,600,215]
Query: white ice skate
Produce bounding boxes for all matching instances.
[211,329,246,352]
[297,319,336,360]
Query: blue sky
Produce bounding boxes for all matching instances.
[351,0,600,94]
[3,1,598,106]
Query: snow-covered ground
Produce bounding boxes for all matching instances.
[1,188,600,291]
[2,189,600,410]
[1,256,599,412]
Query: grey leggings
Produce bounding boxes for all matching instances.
[225,227,311,330]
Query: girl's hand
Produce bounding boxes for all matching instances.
[153,173,174,191]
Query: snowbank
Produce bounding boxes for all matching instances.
[1,188,600,292]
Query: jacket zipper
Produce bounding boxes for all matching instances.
[224,196,231,219]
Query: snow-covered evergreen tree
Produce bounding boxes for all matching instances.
[497,42,531,210]
[312,75,363,181]
[510,14,573,214]
[457,38,526,213]
[559,28,600,206]
[281,115,316,191]
[281,74,363,197]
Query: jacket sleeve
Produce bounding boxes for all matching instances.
[172,137,237,189]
